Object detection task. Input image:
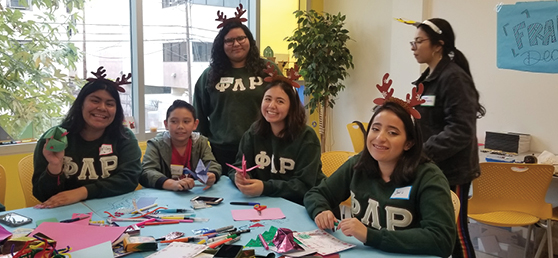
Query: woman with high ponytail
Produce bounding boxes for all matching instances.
[410,18,484,258]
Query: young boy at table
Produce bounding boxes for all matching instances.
[229,66,325,205]
[33,67,142,208]
[304,74,456,257]
[140,100,221,191]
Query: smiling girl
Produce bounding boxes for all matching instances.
[304,75,456,257]
[229,70,325,205]
[32,67,141,208]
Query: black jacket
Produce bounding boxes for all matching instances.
[413,56,481,185]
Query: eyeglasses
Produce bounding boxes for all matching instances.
[224,35,248,46]
[409,38,429,48]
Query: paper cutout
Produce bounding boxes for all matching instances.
[246,226,278,247]
[43,126,68,152]
[0,224,11,242]
[250,223,264,228]
[69,241,114,257]
[146,242,207,258]
[136,197,157,209]
[30,222,126,252]
[184,160,210,183]
[294,229,356,255]
[273,228,304,253]
[226,154,260,178]
[231,208,285,221]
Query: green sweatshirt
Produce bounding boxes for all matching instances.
[33,127,141,202]
[140,131,221,189]
[304,154,456,257]
[229,124,325,205]
[193,59,278,151]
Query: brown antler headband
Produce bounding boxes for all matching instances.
[263,64,301,88]
[216,3,247,29]
[86,66,131,93]
[373,73,425,119]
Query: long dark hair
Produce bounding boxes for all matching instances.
[208,22,266,87]
[254,81,306,142]
[419,18,486,118]
[61,80,127,139]
[353,102,429,186]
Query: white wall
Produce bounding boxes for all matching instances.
[324,0,558,154]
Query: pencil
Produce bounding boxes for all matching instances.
[144,221,179,226]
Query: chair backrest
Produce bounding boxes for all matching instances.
[18,155,41,207]
[346,121,368,153]
[321,151,357,177]
[450,190,460,223]
[469,162,554,219]
[0,164,6,204]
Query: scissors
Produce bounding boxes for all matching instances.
[254,204,267,215]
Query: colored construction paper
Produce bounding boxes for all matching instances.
[0,224,11,242]
[36,217,59,226]
[231,208,285,221]
[30,222,126,252]
[42,126,68,152]
[69,241,113,257]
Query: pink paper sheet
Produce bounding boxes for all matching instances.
[30,222,125,252]
[231,208,285,221]
[0,225,11,242]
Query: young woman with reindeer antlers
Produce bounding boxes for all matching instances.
[193,4,280,176]
[228,65,325,206]
[305,73,456,257]
[32,66,142,208]
[410,18,485,258]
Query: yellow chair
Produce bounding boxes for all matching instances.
[534,207,558,258]
[346,121,368,153]
[468,163,554,258]
[321,151,357,207]
[0,164,6,205]
[450,190,460,223]
[18,155,41,207]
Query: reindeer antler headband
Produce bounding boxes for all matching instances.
[373,73,425,119]
[216,3,247,29]
[263,64,302,88]
[86,66,131,93]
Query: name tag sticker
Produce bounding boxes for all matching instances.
[390,186,412,200]
[170,164,184,179]
[99,144,113,156]
[421,95,435,106]
[220,77,234,84]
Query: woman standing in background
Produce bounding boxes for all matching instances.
[411,18,485,258]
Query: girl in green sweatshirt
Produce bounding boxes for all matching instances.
[305,80,456,257]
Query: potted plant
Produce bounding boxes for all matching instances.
[286,10,354,152]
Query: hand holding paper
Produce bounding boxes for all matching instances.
[183,160,211,183]
[42,126,69,152]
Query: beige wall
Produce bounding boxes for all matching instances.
[324,0,558,153]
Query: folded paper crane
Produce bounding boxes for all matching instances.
[226,155,260,178]
[43,126,69,152]
[183,160,210,183]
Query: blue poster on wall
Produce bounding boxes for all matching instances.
[497,1,558,73]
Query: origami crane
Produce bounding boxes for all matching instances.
[42,126,69,152]
[226,154,260,178]
[183,160,210,183]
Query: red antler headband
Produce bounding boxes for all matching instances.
[263,64,302,88]
[215,3,247,29]
[86,66,131,93]
[373,73,425,119]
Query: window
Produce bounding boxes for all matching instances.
[192,42,212,62]
[163,42,188,62]
[6,0,31,10]
[0,0,256,151]
[162,0,186,8]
